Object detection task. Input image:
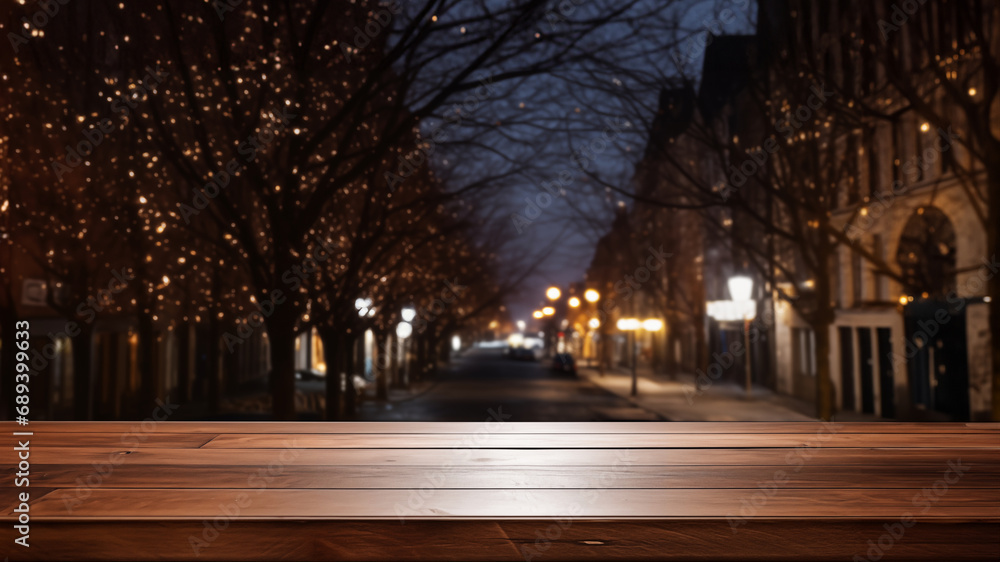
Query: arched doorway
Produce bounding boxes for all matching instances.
[896,206,969,420]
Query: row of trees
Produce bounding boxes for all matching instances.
[1,0,686,419]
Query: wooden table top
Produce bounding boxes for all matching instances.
[2,421,998,560]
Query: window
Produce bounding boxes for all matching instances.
[792,327,816,377]
[852,250,863,305]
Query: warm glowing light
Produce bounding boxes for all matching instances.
[533,310,544,319]
[617,318,640,331]
[920,122,930,132]
[542,306,555,316]
[642,319,663,331]
[401,307,417,322]
[584,289,600,303]
[396,322,413,339]
[568,296,580,308]
[588,318,600,329]
[546,287,561,300]
[899,295,909,305]
[728,276,754,301]
[968,87,977,96]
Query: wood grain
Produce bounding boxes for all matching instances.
[25,446,1000,467]
[198,432,999,449]
[1,433,217,449]
[13,488,1000,519]
[7,420,998,434]
[17,463,1000,489]
[6,520,995,561]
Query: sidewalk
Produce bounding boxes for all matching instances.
[580,364,839,421]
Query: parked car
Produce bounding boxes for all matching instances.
[508,347,538,361]
[550,353,576,375]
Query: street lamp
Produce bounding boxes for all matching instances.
[401,306,417,322]
[546,287,561,300]
[727,275,755,398]
[532,310,544,319]
[584,289,600,303]
[355,297,373,317]
[542,306,555,316]
[616,318,662,396]
[568,296,580,308]
[642,319,663,332]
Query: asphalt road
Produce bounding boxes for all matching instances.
[358,347,664,421]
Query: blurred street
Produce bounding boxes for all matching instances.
[358,347,664,421]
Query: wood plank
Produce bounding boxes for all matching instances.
[18,463,1000,489]
[0,520,523,561]
[8,421,999,434]
[1,520,997,561]
[199,432,1000,449]
[1,488,54,516]
[10,488,999,519]
[499,520,1000,562]
[27,446,1000,467]
[0,433,218,449]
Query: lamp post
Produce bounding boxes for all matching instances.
[584,289,602,373]
[727,276,755,399]
[616,318,663,396]
[396,320,413,387]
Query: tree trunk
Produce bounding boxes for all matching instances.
[205,317,222,416]
[813,241,836,421]
[416,334,428,382]
[177,320,191,403]
[319,326,344,420]
[694,312,709,378]
[266,310,298,420]
[0,314,16,420]
[988,160,1000,421]
[665,323,679,380]
[136,312,157,418]
[375,330,388,401]
[72,323,94,420]
[343,332,357,419]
